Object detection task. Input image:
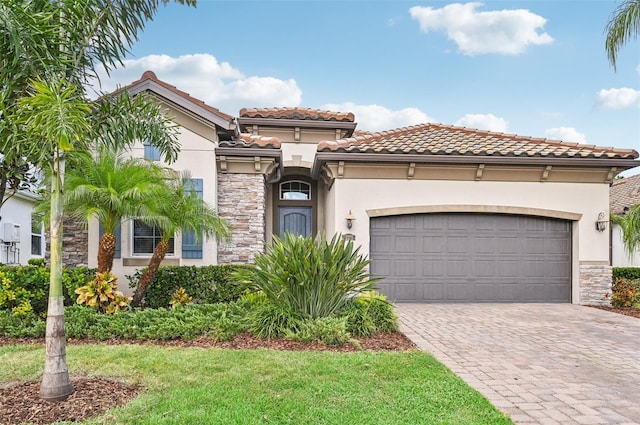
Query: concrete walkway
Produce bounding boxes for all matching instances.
[396,304,640,425]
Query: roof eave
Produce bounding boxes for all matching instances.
[126,81,235,131]
[310,152,640,179]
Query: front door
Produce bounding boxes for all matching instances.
[274,176,316,239]
[278,207,312,238]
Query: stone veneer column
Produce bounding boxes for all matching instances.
[579,263,612,306]
[217,173,266,264]
[45,218,88,268]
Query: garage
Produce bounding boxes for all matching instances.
[370,213,572,302]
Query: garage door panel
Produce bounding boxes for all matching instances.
[395,236,416,252]
[394,260,416,277]
[371,213,571,302]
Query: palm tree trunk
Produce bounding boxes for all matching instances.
[40,150,73,401]
[97,232,117,273]
[131,239,170,307]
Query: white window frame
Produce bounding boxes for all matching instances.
[130,219,175,257]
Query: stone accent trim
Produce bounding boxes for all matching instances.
[579,263,612,306]
[45,218,88,268]
[217,173,266,264]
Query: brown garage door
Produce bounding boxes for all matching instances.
[370,213,571,302]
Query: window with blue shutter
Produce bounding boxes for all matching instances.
[99,222,121,258]
[182,178,203,259]
[143,140,161,161]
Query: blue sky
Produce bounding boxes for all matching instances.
[96,1,639,162]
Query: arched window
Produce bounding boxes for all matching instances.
[280,180,311,201]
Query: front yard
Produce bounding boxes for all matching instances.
[0,343,513,425]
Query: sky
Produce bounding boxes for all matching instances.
[94,0,640,168]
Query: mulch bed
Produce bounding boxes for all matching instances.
[0,332,416,425]
[590,305,640,319]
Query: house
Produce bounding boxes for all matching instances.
[610,173,640,267]
[77,71,638,305]
[0,190,45,265]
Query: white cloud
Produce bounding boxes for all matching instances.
[322,103,434,132]
[454,113,508,132]
[409,2,553,55]
[91,54,302,115]
[596,87,640,109]
[544,127,586,143]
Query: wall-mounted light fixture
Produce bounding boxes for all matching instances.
[595,212,608,232]
[345,210,356,230]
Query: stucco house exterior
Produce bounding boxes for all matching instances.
[83,71,639,305]
[0,190,45,265]
[610,173,640,267]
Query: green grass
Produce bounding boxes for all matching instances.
[0,344,513,425]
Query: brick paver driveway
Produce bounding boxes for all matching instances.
[396,304,640,425]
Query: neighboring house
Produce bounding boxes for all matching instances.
[78,71,639,305]
[610,173,640,267]
[0,190,45,265]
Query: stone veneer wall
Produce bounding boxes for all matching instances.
[579,264,612,306]
[217,173,266,264]
[45,218,88,268]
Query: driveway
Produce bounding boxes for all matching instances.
[396,304,640,425]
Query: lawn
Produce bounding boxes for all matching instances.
[0,343,513,425]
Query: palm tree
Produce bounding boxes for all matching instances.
[611,205,640,255]
[64,148,172,273]
[131,174,230,307]
[605,0,640,70]
[2,0,195,401]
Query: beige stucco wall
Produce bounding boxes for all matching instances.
[323,179,610,304]
[611,224,640,267]
[87,116,219,293]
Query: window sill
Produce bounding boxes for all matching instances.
[123,257,180,267]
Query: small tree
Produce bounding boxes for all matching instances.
[131,174,230,307]
[64,148,172,273]
[611,205,640,256]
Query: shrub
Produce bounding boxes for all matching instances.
[611,277,640,308]
[613,267,640,281]
[288,316,352,346]
[0,310,45,338]
[75,272,131,314]
[0,271,37,317]
[169,287,192,309]
[237,234,380,320]
[248,303,302,339]
[27,258,45,267]
[129,264,250,308]
[341,291,399,336]
[0,265,96,314]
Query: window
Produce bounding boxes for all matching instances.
[133,220,174,255]
[99,222,121,258]
[143,140,161,161]
[182,179,203,259]
[280,181,311,200]
[31,216,42,256]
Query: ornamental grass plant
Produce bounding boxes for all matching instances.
[238,233,381,320]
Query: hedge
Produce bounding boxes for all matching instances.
[128,264,252,308]
[613,267,640,280]
[0,265,96,315]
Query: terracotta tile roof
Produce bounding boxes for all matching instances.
[122,71,234,122]
[218,133,281,149]
[317,123,639,159]
[610,173,640,214]
[239,107,355,122]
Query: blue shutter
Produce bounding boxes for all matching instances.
[182,179,203,259]
[99,222,121,258]
[143,141,161,161]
